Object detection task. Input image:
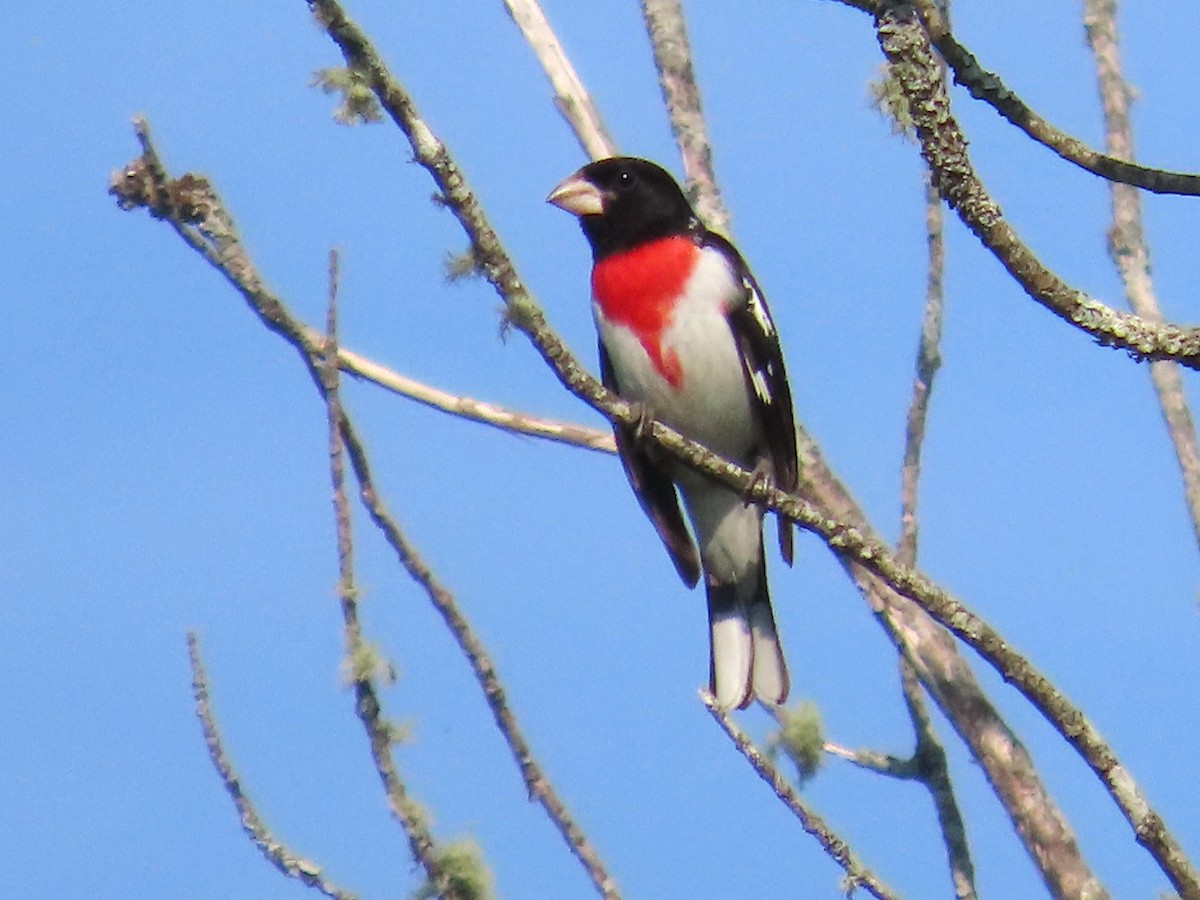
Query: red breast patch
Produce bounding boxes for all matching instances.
[591,236,697,387]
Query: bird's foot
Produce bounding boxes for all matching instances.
[627,400,656,442]
[742,459,774,508]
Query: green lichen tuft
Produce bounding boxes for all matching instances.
[311,66,382,126]
[413,837,494,900]
[768,700,825,785]
[868,63,915,141]
[444,248,482,283]
[340,640,397,687]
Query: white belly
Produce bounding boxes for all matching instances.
[593,249,760,464]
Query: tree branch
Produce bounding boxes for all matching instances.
[318,252,468,897]
[897,175,945,567]
[893,165,977,898]
[868,0,1200,369]
[909,0,1200,197]
[502,0,617,160]
[186,632,359,900]
[1082,0,1200,554]
[898,659,977,900]
[309,329,615,453]
[639,0,731,235]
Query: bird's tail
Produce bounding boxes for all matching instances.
[706,553,790,710]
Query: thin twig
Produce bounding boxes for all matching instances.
[897,174,944,567]
[291,4,1197,891]
[898,661,976,900]
[336,409,619,900]
[893,155,977,898]
[303,327,615,453]
[639,0,730,235]
[823,741,916,778]
[112,119,618,900]
[502,0,617,160]
[319,252,460,895]
[1083,0,1200,554]
[186,632,359,900]
[703,694,900,900]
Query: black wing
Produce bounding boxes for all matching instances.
[702,231,799,565]
[599,340,701,588]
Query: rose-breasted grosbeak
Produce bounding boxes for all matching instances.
[548,157,799,710]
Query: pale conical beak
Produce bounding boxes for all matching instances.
[547,173,605,216]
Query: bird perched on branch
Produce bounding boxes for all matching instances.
[548,157,799,710]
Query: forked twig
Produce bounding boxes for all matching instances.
[703,694,899,900]
[335,394,620,900]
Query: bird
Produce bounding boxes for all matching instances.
[547,157,799,710]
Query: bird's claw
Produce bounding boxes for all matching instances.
[628,400,655,442]
[742,459,774,507]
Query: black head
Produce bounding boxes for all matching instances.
[547,157,697,260]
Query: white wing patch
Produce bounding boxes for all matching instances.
[744,279,776,338]
[741,282,780,408]
[749,367,772,407]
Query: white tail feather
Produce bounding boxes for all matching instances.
[748,601,789,706]
[710,612,753,710]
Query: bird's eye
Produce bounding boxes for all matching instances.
[616,170,633,189]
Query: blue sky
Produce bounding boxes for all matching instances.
[4,1,1200,897]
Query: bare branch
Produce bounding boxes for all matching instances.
[909,0,1200,196]
[1083,0,1200,553]
[639,0,731,235]
[703,694,900,900]
[502,0,617,160]
[823,740,917,778]
[186,632,359,900]
[304,329,615,453]
[897,175,945,566]
[838,0,1200,194]
[335,387,620,900]
[113,118,618,899]
[868,0,1200,369]
[895,137,977,899]
[318,252,467,896]
[899,660,977,900]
